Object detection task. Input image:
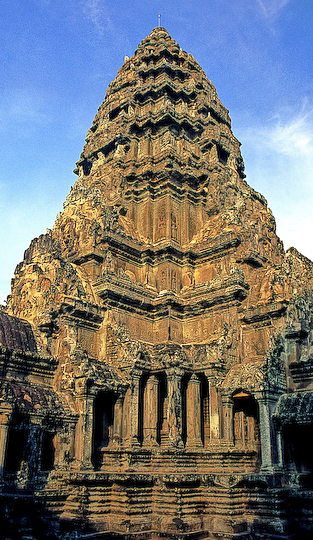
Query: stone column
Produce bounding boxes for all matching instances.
[130,139,138,161]
[276,427,284,469]
[143,375,158,447]
[285,338,299,366]
[130,371,141,447]
[167,368,184,448]
[234,410,245,448]
[27,415,44,480]
[160,396,169,447]
[209,382,221,442]
[258,395,277,472]
[221,395,234,444]
[53,421,76,469]
[246,415,256,448]
[74,394,94,469]
[165,195,171,241]
[112,395,123,447]
[186,374,202,448]
[14,414,44,489]
[0,403,12,477]
[182,199,189,245]
[122,387,132,447]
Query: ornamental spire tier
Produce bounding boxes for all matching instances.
[3,27,313,540]
[8,26,300,349]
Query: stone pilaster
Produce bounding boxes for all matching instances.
[143,375,158,447]
[53,421,76,469]
[257,394,278,473]
[122,387,132,447]
[74,395,94,469]
[276,427,284,469]
[221,395,234,444]
[14,414,44,489]
[186,374,202,448]
[0,403,12,477]
[112,395,123,447]
[27,415,44,480]
[246,414,256,448]
[130,371,141,447]
[160,396,169,447]
[208,381,221,443]
[167,368,184,448]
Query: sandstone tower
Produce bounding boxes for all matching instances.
[1,27,313,539]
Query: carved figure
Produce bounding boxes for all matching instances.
[167,369,184,447]
[158,209,166,240]
[171,213,178,241]
[171,270,177,292]
[3,25,313,540]
[102,251,115,273]
[160,270,167,290]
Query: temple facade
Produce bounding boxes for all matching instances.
[1,27,313,539]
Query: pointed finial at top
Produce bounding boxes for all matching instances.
[158,14,161,27]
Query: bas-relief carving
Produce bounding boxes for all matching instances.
[222,332,285,397]
[171,213,178,241]
[160,269,167,291]
[59,347,127,403]
[101,250,116,274]
[181,268,195,290]
[171,270,177,292]
[205,322,235,367]
[167,368,184,448]
[144,266,157,290]
[157,208,166,240]
[3,25,313,540]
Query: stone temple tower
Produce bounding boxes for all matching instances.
[2,27,313,540]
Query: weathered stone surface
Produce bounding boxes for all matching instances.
[0,310,38,353]
[1,26,313,539]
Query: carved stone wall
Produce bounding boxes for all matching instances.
[1,26,313,540]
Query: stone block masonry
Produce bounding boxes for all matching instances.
[1,27,313,540]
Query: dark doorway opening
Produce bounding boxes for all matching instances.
[233,392,260,450]
[92,391,117,469]
[41,432,55,471]
[4,411,29,473]
[283,424,313,474]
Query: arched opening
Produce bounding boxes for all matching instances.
[283,424,313,474]
[217,143,229,165]
[92,391,117,469]
[233,391,260,450]
[41,432,55,472]
[4,410,29,474]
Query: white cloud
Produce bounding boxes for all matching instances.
[268,108,313,158]
[238,101,313,260]
[81,0,112,37]
[257,0,290,18]
[241,100,313,167]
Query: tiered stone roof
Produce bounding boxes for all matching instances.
[2,26,313,540]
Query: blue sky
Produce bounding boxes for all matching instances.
[1,0,313,304]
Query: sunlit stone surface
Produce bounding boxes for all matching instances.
[2,27,313,540]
